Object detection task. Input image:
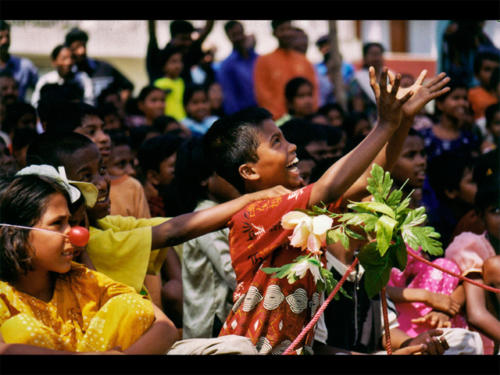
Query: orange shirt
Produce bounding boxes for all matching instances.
[109,175,151,219]
[468,86,498,120]
[254,48,318,120]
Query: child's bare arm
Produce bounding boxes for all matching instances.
[124,303,178,354]
[309,68,411,208]
[151,185,290,249]
[464,281,500,341]
[386,286,460,316]
[342,69,450,203]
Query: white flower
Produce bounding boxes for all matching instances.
[290,258,323,284]
[281,211,333,255]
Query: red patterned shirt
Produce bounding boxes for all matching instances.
[219,184,325,354]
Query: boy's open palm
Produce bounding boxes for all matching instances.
[369,67,412,130]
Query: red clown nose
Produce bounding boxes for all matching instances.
[68,226,90,247]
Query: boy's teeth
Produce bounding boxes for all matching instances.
[287,157,299,167]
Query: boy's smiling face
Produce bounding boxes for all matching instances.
[62,144,111,223]
[242,119,301,191]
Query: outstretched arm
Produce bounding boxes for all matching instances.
[464,281,500,341]
[342,69,450,203]
[151,185,290,249]
[308,68,411,208]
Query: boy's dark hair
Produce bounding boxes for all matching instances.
[183,83,206,107]
[0,20,10,31]
[284,76,313,103]
[137,134,183,175]
[50,45,67,61]
[488,66,500,91]
[170,20,194,38]
[473,50,500,75]
[271,20,291,31]
[37,82,83,114]
[407,127,425,139]
[475,167,500,213]
[224,20,242,34]
[0,174,71,283]
[64,27,89,46]
[343,111,369,138]
[0,71,15,80]
[137,85,162,103]
[203,107,272,193]
[96,83,121,108]
[427,151,475,201]
[158,45,183,71]
[12,127,38,152]
[98,102,120,120]
[2,102,36,134]
[26,131,94,168]
[485,103,500,129]
[280,118,314,150]
[362,42,385,57]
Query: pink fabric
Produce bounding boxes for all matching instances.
[389,247,468,337]
[445,232,496,276]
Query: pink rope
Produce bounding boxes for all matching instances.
[282,257,359,355]
[408,251,500,294]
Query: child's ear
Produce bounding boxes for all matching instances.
[146,169,160,186]
[444,188,458,200]
[239,163,260,181]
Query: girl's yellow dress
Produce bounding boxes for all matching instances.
[0,262,155,352]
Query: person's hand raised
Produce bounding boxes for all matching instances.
[369,67,412,132]
[411,311,452,328]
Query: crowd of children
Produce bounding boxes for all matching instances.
[0,19,499,356]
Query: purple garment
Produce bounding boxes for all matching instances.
[216,49,258,115]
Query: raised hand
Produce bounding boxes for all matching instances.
[411,311,452,328]
[370,67,412,131]
[389,70,450,118]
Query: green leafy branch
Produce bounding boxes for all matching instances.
[325,164,443,297]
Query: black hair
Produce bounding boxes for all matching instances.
[98,102,120,119]
[271,20,291,31]
[50,44,67,61]
[2,102,37,135]
[12,127,39,153]
[473,50,500,75]
[0,71,15,80]
[106,129,131,148]
[318,103,345,118]
[488,66,500,91]
[64,27,89,47]
[284,77,313,103]
[168,137,214,214]
[0,174,71,282]
[435,80,469,104]
[183,83,207,107]
[427,151,475,201]
[362,42,385,57]
[0,21,10,31]
[475,172,500,213]
[485,103,500,129]
[224,20,242,34]
[26,131,94,168]
[170,20,194,38]
[137,85,163,103]
[203,107,272,193]
[343,111,370,138]
[407,127,425,139]
[280,118,314,150]
[137,134,183,174]
[158,45,183,70]
[153,115,180,133]
[37,83,84,123]
[96,84,121,109]
[44,102,100,133]
[128,125,161,153]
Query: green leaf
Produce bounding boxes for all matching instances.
[340,231,350,250]
[391,237,408,271]
[357,242,385,268]
[386,188,403,208]
[366,164,393,202]
[349,201,396,219]
[364,263,393,298]
[403,226,443,256]
[345,227,366,240]
[326,227,343,245]
[401,206,427,227]
[375,215,397,256]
